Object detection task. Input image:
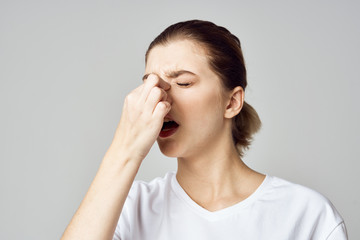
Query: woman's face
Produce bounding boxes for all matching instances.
[145,40,229,158]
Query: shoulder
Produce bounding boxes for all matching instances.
[126,171,175,203]
[267,176,329,202]
[266,176,338,210]
[263,175,346,238]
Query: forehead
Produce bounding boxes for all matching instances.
[145,40,210,74]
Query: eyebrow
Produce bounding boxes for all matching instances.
[142,70,196,81]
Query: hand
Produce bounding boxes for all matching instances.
[110,74,171,162]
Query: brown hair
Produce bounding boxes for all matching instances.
[145,20,261,157]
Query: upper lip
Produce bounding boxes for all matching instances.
[164,114,178,123]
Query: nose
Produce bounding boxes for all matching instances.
[156,74,173,105]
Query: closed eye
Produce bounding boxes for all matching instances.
[176,83,191,87]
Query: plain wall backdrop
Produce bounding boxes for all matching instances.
[1,0,359,239]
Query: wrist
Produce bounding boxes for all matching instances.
[102,144,143,170]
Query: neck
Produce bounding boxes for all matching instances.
[177,141,241,181]
[174,121,265,211]
[176,139,264,210]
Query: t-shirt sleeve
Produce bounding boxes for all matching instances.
[326,222,348,240]
[112,182,138,240]
[112,226,121,240]
[112,202,131,240]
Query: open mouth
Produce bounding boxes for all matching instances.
[161,120,179,131]
[159,119,179,138]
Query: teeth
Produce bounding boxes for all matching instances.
[164,118,172,123]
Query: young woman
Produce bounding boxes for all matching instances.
[62,20,347,240]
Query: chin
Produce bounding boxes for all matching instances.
[156,139,182,158]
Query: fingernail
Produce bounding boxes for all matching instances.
[147,74,156,81]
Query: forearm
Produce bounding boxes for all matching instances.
[61,146,141,240]
[61,74,170,239]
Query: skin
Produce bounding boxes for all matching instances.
[61,39,265,240]
[61,67,172,240]
[146,40,265,211]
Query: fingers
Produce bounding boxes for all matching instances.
[156,76,171,91]
[146,74,170,91]
[140,74,171,103]
[153,101,171,123]
[144,86,168,115]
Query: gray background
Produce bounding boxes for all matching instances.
[1,0,359,239]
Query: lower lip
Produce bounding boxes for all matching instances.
[159,126,179,138]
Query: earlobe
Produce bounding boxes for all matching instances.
[224,86,244,119]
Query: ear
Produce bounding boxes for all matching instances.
[224,86,244,119]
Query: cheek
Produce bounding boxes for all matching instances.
[177,88,225,127]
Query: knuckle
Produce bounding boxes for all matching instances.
[124,94,130,102]
[125,93,135,103]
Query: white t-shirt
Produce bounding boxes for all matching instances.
[113,171,347,240]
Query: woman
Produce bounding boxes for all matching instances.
[62,20,347,240]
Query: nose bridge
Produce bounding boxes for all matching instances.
[156,71,173,105]
[158,70,169,83]
[150,70,173,104]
